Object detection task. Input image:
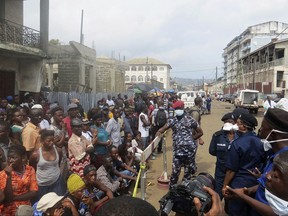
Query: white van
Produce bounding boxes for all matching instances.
[177,91,197,108]
[197,90,206,98]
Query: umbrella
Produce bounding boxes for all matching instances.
[135,83,153,92]
[149,88,163,96]
[133,88,142,94]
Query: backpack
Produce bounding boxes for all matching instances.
[189,107,201,123]
[155,109,167,127]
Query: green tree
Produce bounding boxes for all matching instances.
[49,39,61,45]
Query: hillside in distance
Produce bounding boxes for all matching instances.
[172,77,214,86]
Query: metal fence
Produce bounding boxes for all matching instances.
[0,18,40,48]
[44,91,134,112]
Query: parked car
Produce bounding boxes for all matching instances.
[234,89,260,113]
[230,94,237,104]
[223,94,236,103]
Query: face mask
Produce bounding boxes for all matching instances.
[261,129,288,151]
[261,139,272,151]
[223,123,238,131]
[99,105,103,108]
[223,123,233,131]
[265,188,288,216]
[232,124,239,131]
[174,109,184,116]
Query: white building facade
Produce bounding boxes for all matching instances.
[125,57,171,90]
[223,21,288,91]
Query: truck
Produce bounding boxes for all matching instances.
[234,89,260,114]
[177,91,197,108]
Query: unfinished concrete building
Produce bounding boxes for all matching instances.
[46,42,97,93]
[45,51,127,93]
[95,56,127,93]
[0,0,49,99]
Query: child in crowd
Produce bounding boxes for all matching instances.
[125,132,143,163]
[117,143,134,167]
[131,131,144,151]
[109,146,137,188]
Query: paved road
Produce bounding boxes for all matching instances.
[134,100,265,212]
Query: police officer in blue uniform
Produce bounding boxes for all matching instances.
[225,107,288,216]
[222,113,266,216]
[209,112,238,199]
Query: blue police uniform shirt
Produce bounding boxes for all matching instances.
[209,130,238,178]
[255,146,288,204]
[226,131,266,188]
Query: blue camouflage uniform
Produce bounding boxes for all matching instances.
[226,131,266,216]
[209,130,238,199]
[167,114,199,188]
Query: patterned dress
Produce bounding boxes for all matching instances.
[0,165,38,216]
[68,133,93,178]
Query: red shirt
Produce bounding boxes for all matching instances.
[63,117,72,138]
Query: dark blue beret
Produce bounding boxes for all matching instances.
[265,108,288,132]
[221,112,236,121]
[239,113,258,129]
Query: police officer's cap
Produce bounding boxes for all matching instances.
[238,113,258,129]
[233,107,249,119]
[173,100,184,109]
[221,112,236,122]
[264,107,288,132]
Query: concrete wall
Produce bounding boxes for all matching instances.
[96,57,126,93]
[0,0,23,25]
[47,42,97,93]
[57,60,80,92]
[20,59,45,92]
[0,56,45,94]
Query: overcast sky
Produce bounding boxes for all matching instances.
[24,0,288,80]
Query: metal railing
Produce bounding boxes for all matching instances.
[0,18,40,48]
[241,57,285,72]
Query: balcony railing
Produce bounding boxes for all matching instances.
[240,57,285,73]
[0,18,40,48]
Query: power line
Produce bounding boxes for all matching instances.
[171,67,224,73]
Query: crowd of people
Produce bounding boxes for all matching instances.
[0,91,288,216]
[0,91,202,216]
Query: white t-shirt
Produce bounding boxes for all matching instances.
[106,99,115,106]
[138,112,149,138]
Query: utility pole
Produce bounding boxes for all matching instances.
[215,67,218,94]
[146,57,148,83]
[241,59,245,90]
[150,63,153,82]
[253,56,256,90]
[80,10,84,44]
[202,76,205,90]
